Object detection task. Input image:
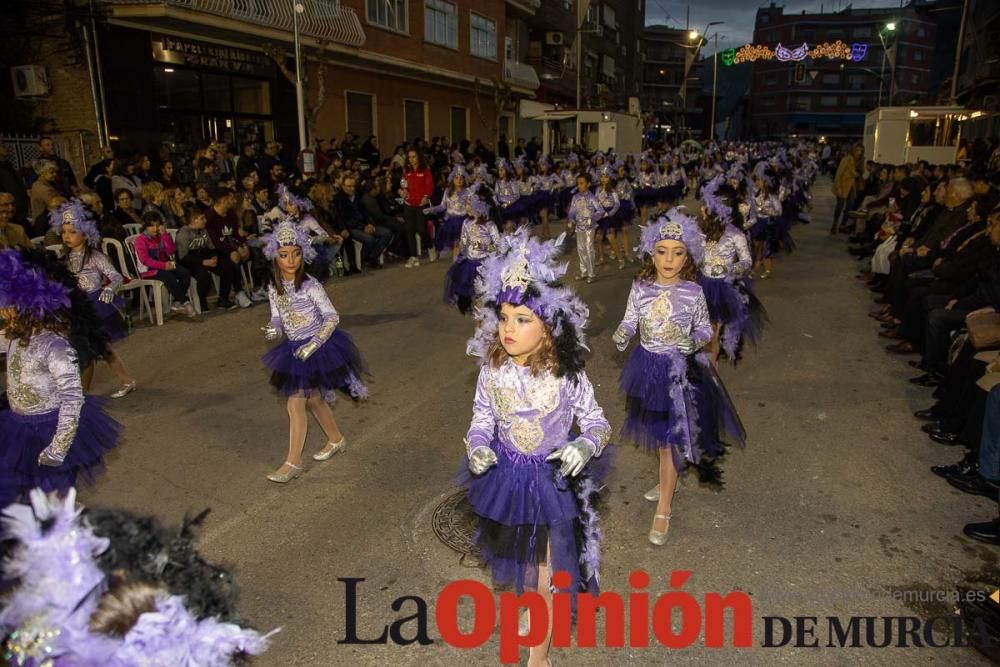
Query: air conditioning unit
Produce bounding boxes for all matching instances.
[545,32,564,46]
[12,65,49,97]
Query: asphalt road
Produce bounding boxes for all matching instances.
[78,179,998,666]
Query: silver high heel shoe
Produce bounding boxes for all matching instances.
[267,461,303,483]
[110,380,137,399]
[643,483,680,502]
[648,513,672,546]
[313,437,347,461]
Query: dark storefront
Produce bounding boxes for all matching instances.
[100,25,296,154]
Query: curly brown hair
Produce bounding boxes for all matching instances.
[486,321,559,377]
[636,253,697,284]
[1,310,69,346]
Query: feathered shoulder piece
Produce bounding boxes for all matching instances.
[0,249,72,319]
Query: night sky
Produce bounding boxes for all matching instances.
[644,0,911,53]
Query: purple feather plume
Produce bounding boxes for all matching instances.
[0,249,72,318]
[636,207,706,266]
[50,199,101,247]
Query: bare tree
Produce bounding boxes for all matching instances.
[260,41,329,141]
[473,76,515,153]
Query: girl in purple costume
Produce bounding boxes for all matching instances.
[0,249,121,508]
[259,221,369,484]
[615,161,638,266]
[612,209,746,546]
[443,186,500,314]
[751,167,784,279]
[513,158,540,225]
[697,177,764,366]
[532,156,559,239]
[424,164,470,258]
[634,155,659,225]
[494,159,525,233]
[52,199,137,398]
[594,165,621,268]
[461,229,613,666]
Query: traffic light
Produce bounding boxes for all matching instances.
[794,63,805,82]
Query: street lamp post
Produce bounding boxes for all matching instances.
[292,0,307,151]
[710,32,719,142]
[877,22,897,107]
[682,21,722,138]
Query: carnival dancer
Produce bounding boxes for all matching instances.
[259,221,368,483]
[461,228,613,666]
[514,158,540,227]
[615,161,638,265]
[494,159,524,234]
[444,185,501,314]
[424,164,470,259]
[558,153,580,219]
[634,153,659,225]
[52,199,137,397]
[751,165,783,278]
[0,249,121,508]
[698,177,764,365]
[533,155,559,239]
[567,172,604,284]
[612,209,746,545]
[0,488,272,665]
[594,165,621,268]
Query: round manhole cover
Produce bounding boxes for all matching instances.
[431,489,480,558]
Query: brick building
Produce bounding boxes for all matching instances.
[641,25,707,136]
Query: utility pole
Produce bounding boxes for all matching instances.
[292,0,307,151]
[710,32,718,142]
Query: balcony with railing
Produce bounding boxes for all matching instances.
[100,0,366,47]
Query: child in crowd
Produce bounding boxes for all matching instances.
[176,204,246,310]
[133,210,197,318]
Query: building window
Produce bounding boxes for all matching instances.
[450,106,468,142]
[845,95,863,106]
[764,75,778,86]
[853,26,872,38]
[911,73,920,85]
[914,49,923,62]
[367,0,407,33]
[794,96,811,111]
[470,13,497,60]
[916,26,926,38]
[404,99,427,142]
[822,73,840,85]
[820,95,838,107]
[346,91,375,139]
[425,0,457,49]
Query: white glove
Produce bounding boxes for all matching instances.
[612,326,630,352]
[468,446,498,475]
[98,288,115,304]
[261,323,280,341]
[677,338,697,355]
[37,447,65,467]
[546,438,596,477]
[294,340,319,361]
[422,208,433,215]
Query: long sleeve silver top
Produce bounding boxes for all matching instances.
[615,280,712,354]
[568,191,604,231]
[267,276,339,345]
[465,359,611,458]
[426,188,470,217]
[701,224,753,280]
[458,218,501,261]
[67,248,122,295]
[494,179,520,207]
[3,332,84,459]
[755,193,782,218]
[595,188,620,219]
[615,179,635,203]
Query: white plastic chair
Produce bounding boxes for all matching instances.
[124,235,200,324]
[102,238,154,325]
[45,245,64,257]
[123,223,143,237]
[30,236,45,247]
[352,240,385,271]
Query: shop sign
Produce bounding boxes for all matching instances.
[152,36,274,75]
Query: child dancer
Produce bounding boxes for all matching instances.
[0,249,121,508]
[615,161,637,265]
[567,172,604,284]
[424,164,470,259]
[53,199,137,397]
[612,209,746,545]
[751,167,783,279]
[494,159,523,234]
[462,228,613,666]
[698,177,761,365]
[443,185,500,314]
[533,156,559,239]
[260,221,369,483]
[594,165,621,268]
[634,154,658,225]
[513,158,539,228]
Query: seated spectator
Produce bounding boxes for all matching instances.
[176,204,245,310]
[91,158,115,212]
[132,210,196,318]
[141,181,177,228]
[158,158,180,189]
[37,195,67,242]
[111,157,144,212]
[0,192,31,249]
[361,178,406,257]
[112,188,144,233]
[204,187,254,307]
[194,184,214,211]
[78,191,123,243]
[30,160,59,219]
[334,175,391,270]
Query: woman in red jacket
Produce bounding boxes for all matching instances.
[400,149,435,267]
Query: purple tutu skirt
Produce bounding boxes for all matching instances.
[262,329,369,401]
[535,191,556,212]
[458,438,615,595]
[635,187,659,208]
[618,200,635,226]
[435,214,465,252]
[620,346,745,485]
[443,256,481,314]
[88,290,128,343]
[597,209,622,233]
[697,275,760,361]
[498,197,530,222]
[0,397,121,508]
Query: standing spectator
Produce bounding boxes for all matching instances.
[497,134,510,160]
[204,188,252,307]
[92,159,115,211]
[514,137,527,159]
[133,210,196,317]
[400,149,435,267]
[526,136,540,163]
[390,145,407,169]
[0,192,30,249]
[258,141,283,184]
[832,144,862,234]
[37,136,78,197]
[0,146,28,224]
[111,158,144,212]
[335,175,391,269]
[29,160,59,219]
[236,143,259,182]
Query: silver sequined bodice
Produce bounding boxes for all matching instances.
[267,276,339,342]
[67,249,122,295]
[459,219,501,260]
[617,280,712,354]
[700,225,752,281]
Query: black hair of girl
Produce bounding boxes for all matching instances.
[552,311,585,381]
[141,210,163,228]
[704,182,744,242]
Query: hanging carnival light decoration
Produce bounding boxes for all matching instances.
[722,40,868,66]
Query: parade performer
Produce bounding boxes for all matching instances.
[52,199,137,397]
[444,185,500,314]
[0,249,121,508]
[558,154,579,218]
[567,172,604,284]
[260,221,368,483]
[0,488,272,665]
[634,154,659,225]
[595,165,621,268]
[751,166,784,279]
[612,209,746,546]
[533,156,559,239]
[513,158,540,226]
[615,160,638,266]
[424,164,470,259]
[461,228,613,666]
[270,184,334,281]
[698,177,764,365]
[494,159,523,234]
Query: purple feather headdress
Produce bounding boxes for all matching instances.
[537,154,552,168]
[467,227,589,359]
[467,184,491,219]
[50,199,100,247]
[0,249,72,318]
[753,161,774,188]
[0,488,273,666]
[637,207,706,266]
[447,164,468,183]
[512,157,527,172]
[565,152,579,166]
[260,219,318,264]
[495,158,512,173]
[276,184,313,212]
[598,164,614,179]
[701,175,732,224]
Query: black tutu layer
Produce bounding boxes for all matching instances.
[534,191,556,212]
[443,256,481,314]
[635,187,659,208]
[435,214,465,252]
[618,200,635,226]
[0,397,121,508]
[262,329,369,401]
[458,439,615,595]
[597,211,622,233]
[620,346,745,485]
[88,290,128,343]
[697,275,760,361]
[498,198,531,222]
